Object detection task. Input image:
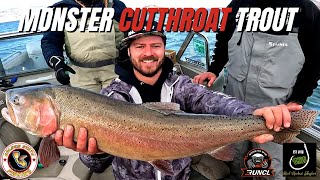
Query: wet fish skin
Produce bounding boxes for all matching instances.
[0,85,318,162]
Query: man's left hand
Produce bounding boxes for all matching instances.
[54,125,101,155]
[251,104,302,144]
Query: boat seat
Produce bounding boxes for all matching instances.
[0,118,92,180]
[26,40,43,60]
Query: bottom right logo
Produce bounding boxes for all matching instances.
[283,143,317,177]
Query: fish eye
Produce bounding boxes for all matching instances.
[12,95,20,105]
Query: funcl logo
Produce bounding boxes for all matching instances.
[241,148,274,177]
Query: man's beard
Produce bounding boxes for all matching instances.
[132,56,165,77]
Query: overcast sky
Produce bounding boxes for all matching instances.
[1,0,231,10]
[0,0,231,22]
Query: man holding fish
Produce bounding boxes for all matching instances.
[47,23,307,180]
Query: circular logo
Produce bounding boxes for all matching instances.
[244,148,272,169]
[241,148,274,177]
[1,142,38,179]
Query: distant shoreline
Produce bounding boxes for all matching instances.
[0,8,24,23]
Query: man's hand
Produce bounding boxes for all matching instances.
[54,125,101,155]
[49,56,75,85]
[193,72,217,87]
[251,104,303,144]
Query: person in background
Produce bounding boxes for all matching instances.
[41,0,126,93]
[53,23,302,180]
[193,0,320,179]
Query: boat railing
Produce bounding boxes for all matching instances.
[0,31,42,40]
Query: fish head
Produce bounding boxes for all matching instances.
[0,85,59,137]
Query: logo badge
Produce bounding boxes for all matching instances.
[283,143,317,177]
[1,142,38,179]
[241,148,274,177]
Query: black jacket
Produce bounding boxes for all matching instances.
[208,0,320,104]
[40,0,126,65]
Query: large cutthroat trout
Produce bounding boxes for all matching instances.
[0,85,318,174]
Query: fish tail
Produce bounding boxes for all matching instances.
[289,110,319,130]
[273,109,318,144]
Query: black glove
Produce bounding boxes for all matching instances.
[49,56,76,85]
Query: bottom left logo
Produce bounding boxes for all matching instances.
[1,142,38,179]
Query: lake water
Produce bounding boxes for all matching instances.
[0,20,319,125]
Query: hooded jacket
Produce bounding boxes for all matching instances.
[80,58,255,180]
[208,0,320,105]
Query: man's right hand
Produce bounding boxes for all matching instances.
[49,56,76,85]
[193,72,217,87]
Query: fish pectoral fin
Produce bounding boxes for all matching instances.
[149,160,174,176]
[208,144,235,161]
[142,102,184,115]
[38,136,60,168]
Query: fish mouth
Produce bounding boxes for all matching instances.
[1,102,16,126]
[0,90,17,126]
[1,107,13,124]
